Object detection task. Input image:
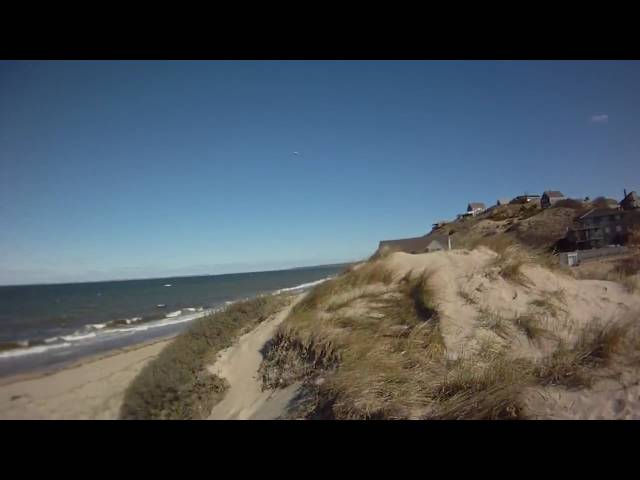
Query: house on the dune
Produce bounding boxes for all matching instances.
[378,234,450,255]
[467,202,486,216]
[541,191,566,208]
[510,194,541,205]
[620,190,640,211]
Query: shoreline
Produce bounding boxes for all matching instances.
[0,271,342,379]
[0,333,178,388]
[0,336,175,419]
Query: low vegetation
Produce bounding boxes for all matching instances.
[120,293,292,420]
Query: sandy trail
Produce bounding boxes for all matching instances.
[0,338,171,420]
[207,295,303,420]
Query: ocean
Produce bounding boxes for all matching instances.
[0,264,346,377]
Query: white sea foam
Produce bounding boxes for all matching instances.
[165,310,183,318]
[0,342,73,359]
[61,332,97,342]
[273,277,333,294]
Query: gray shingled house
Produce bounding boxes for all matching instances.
[568,208,627,249]
[620,190,640,211]
[541,191,566,208]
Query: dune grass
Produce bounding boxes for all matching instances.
[294,259,395,314]
[489,244,532,285]
[534,320,635,389]
[427,357,534,420]
[119,293,292,420]
[477,307,513,340]
[260,268,449,418]
[514,315,549,344]
[528,289,568,318]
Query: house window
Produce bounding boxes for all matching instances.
[615,215,621,220]
[616,225,622,232]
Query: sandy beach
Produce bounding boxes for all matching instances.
[0,337,173,420]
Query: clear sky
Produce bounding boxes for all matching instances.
[1,61,639,285]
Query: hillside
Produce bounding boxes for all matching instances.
[429,202,587,254]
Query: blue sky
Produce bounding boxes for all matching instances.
[1,61,639,285]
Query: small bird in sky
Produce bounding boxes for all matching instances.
[293,151,300,155]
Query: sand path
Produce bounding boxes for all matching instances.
[207,295,303,420]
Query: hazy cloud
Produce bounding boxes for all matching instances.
[590,114,609,123]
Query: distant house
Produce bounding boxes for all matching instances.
[541,191,566,209]
[378,234,450,255]
[620,190,640,211]
[510,194,541,205]
[568,208,627,249]
[467,202,486,216]
[496,198,510,206]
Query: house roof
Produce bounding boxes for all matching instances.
[379,233,449,253]
[621,191,639,203]
[543,191,565,198]
[468,202,486,210]
[578,208,623,220]
[379,236,430,252]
